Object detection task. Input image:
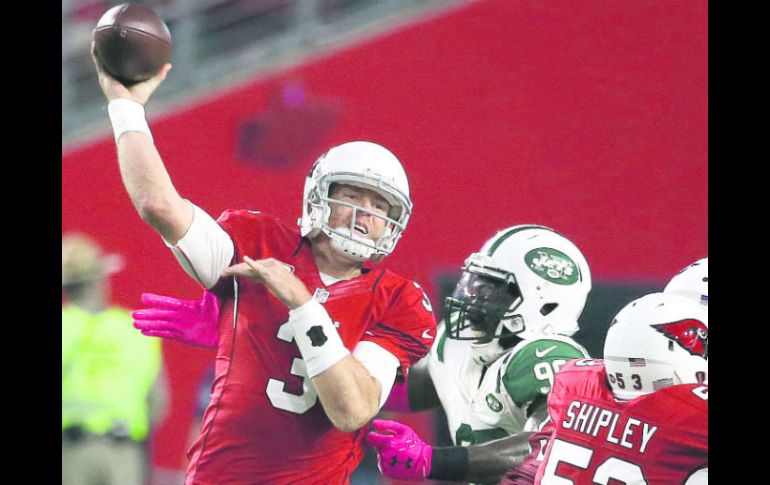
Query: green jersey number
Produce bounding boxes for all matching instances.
[533,359,568,389]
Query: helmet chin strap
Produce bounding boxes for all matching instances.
[327,228,376,262]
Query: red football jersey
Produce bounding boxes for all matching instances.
[534,359,708,485]
[185,210,436,485]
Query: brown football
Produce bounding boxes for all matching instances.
[92,3,172,86]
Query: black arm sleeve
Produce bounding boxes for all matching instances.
[406,358,441,412]
[428,432,535,484]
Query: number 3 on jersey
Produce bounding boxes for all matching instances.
[265,320,318,414]
[413,281,433,312]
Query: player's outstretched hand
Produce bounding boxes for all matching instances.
[223,256,312,310]
[365,419,432,481]
[132,290,219,348]
[91,41,172,106]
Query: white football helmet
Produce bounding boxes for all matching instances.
[604,292,708,401]
[445,225,592,346]
[298,141,412,262]
[664,257,708,307]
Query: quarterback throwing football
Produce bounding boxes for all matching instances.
[93,55,436,484]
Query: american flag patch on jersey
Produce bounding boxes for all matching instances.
[700,294,708,305]
[629,358,646,367]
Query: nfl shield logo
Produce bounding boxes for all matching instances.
[313,288,330,303]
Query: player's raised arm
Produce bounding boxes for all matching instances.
[92,43,192,245]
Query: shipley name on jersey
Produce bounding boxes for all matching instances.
[560,400,658,454]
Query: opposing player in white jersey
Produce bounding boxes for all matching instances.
[365,225,592,484]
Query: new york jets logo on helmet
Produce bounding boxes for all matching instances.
[525,248,579,285]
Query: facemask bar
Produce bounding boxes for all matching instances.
[320,172,412,219]
[445,265,523,341]
[321,197,403,254]
[326,171,412,208]
[306,170,412,256]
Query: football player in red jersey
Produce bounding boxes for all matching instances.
[532,291,708,484]
[93,57,437,484]
[497,259,709,485]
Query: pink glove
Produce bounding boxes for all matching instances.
[365,419,432,481]
[132,290,220,348]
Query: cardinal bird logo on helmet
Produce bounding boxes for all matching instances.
[652,319,708,359]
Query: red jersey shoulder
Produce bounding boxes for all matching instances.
[635,383,708,417]
[216,208,274,226]
[557,358,606,375]
[363,270,437,371]
[373,270,430,300]
[635,385,707,464]
[216,209,299,258]
[216,209,292,236]
[552,359,609,395]
[373,271,436,333]
[654,383,708,403]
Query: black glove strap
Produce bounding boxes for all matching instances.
[428,446,469,481]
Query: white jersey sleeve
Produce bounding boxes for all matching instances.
[163,202,235,289]
[684,468,708,485]
[352,341,400,410]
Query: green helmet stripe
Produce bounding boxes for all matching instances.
[487,225,557,256]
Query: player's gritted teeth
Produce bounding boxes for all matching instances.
[354,224,369,236]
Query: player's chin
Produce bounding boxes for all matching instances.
[469,328,493,342]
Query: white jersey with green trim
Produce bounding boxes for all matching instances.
[426,317,589,447]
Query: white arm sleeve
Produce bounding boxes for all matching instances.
[163,202,235,289]
[352,341,400,410]
[684,468,708,485]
